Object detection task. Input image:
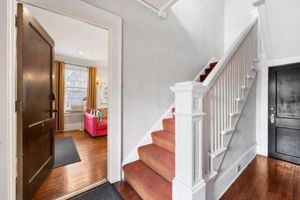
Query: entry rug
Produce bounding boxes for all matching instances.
[72,183,122,200]
[53,137,81,168]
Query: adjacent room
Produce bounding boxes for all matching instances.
[24,4,110,199]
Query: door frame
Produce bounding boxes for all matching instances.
[256,56,300,158]
[0,0,123,199]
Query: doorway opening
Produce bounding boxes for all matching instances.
[15,1,122,199]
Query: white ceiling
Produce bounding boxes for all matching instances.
[26,4,108,66]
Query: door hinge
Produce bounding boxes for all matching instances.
[15,15,18,28]
[15,101,22,112]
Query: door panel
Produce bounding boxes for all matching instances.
[17,3,55,199]
[276,70,300,118]
[269,63,300,165]
[276,127,300,158]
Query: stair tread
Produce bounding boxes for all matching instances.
[138,144,175,182]
[152,130,175,153]
[123,160,172,200]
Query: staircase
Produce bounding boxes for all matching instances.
[123,61,218,200]
[123,15,258,200]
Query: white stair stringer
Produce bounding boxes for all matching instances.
[210,68,257,172]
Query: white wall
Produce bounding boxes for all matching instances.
[224,0,255,51]
[84,0,225,158]
[261,0,300,60]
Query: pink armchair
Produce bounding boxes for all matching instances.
[84,111,107,137]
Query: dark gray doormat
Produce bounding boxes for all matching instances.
[53,137,81,168]
[72,183,122,200]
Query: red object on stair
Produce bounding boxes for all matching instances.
[122,61,217,200]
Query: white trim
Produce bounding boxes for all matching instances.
[21,0,123,184]
[212,145,257,200]
[0,1,16,200]
[256,55,300,157]
[2,1,122,198]
[55,54,108,68]
[54,179,107,200]
[266,56,300,67]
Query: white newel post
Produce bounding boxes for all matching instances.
[170,81,207,200]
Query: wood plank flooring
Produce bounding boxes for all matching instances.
[33,131,107,200]
[114,156,300,200]
[221,155,300,200]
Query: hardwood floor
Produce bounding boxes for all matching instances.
[33,131,107,200]
[114,156,300,200]
[221,155,300,200]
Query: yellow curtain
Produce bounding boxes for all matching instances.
[87,67,97,109]
[54,61,65,131]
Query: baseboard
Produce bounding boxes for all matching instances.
[213,145,257,200]
[54,179,107,200]
[267,56,300,67]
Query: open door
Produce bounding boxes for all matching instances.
[16,3,55,199]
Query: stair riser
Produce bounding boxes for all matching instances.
[138,147,175,182]
[163,119,175,133]
[152,134,175,153]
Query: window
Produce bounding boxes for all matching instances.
[64,64,88,111]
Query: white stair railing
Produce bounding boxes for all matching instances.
[203,17,258,174]
[171,15,259,200]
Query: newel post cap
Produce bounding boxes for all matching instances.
[170,81,208,94]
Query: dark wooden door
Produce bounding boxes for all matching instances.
[269,63,300,165]
[17,4,55,199]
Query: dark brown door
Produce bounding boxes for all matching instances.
[269,63,300,165]
[16,4,55,199]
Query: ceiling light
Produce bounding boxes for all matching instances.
[78,51,84,55]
